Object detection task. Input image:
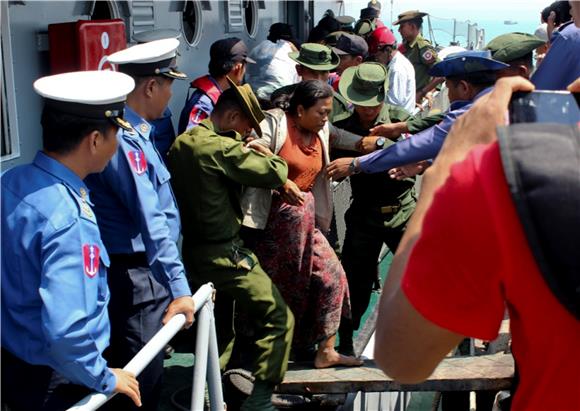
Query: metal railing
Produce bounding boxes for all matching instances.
[67,283,225,411]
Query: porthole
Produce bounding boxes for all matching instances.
[243,0,259,38]
[182,0,203,47]
[90,1,120,20]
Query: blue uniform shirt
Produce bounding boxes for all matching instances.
[1,152,116,394]
[85,106,191,299]
[358,87,492,173]
[532,22,580,90]
[151,107,176,163]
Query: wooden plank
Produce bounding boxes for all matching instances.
[276,353,514,395]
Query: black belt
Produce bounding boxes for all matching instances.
[109,252,148,267]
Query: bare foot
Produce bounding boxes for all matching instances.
[314,347,364,368]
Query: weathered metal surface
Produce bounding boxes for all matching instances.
[277,353,514,395]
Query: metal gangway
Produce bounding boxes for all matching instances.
[67,283,224,411]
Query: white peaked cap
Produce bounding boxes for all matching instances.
[34,70,135,105]
[107,38,180,65]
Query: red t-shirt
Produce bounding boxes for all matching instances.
[402,142,580,411]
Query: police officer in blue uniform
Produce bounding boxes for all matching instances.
[133,29,182,162]
[1,70,141,411]
[85,39,195,411]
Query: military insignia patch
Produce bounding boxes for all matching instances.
[189,107,208,126]
[82,244,100,278]
[422,50,435,63]
[128,150,147,175]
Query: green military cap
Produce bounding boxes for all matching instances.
[485,32,546,63]
[336,15,356,31]
[325,30,350,47]
[226,77,265,137]
[289,43,339,71]
[338,62,388,106]
[393,10,428,25]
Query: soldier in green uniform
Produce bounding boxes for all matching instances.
[394,10,443,103]
[331,63,417,355]
[167,79,294,411]
[270,43,352,123]
[366,33,544,143]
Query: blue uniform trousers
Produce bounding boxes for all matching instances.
[101,253,171,411]
[1,348,91,411]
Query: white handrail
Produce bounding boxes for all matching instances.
[68,283,215,411]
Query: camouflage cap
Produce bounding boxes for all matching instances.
[485,33,546,63]
[393,10,427,25]
[289,43,339,71]
[428,50,509,77]
[338,62,388,106]
[354,19,376,38]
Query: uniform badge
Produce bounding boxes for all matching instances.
[82,244,100,278]
[189,107,208,126]
[81,202,94,218]
[422,49,435,63]
[128,150,147,175]
[139,124,149,134]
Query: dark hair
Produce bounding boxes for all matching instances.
[286,80,334,115]
[447,70,498,88]
[407,17,424,29]
[41,106,114,154]
[317,14,341,33]
[308,26,331,44]
[209,59,244,78]
[133,75,171,89]
[509,52,534,70]
[212,87,244,116]
[541,1,572,25]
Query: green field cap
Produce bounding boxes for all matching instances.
[485,32,546,63]
[289,43,340,71]
[338,62,388,106]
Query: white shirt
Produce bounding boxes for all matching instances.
[386,51,416,113]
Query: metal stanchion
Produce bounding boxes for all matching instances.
[68,283,216,411]
[206,299,225,411]
[191,303,211,411]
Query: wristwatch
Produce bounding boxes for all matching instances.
[376,137,386,149]
[348,158,361,175]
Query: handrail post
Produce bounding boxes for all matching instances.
[206,299,225,411]
[67,283,215,411]
[191,302,211,410]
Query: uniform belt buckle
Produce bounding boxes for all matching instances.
[380,205,400,214]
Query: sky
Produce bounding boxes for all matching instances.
[335,0,553,46]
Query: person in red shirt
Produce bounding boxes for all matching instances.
[374,75,580,411]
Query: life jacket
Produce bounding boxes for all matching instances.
[498,123,580,320]
[178,75,222,134]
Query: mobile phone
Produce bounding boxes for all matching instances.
[509,90,580,125]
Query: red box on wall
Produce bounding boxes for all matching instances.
[48,19,127,74]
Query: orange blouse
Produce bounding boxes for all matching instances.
[278,116,323,192]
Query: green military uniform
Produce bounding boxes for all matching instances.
[168,117,294,385]
[333,63,417,353]
[406,112,445,133]
[394,10,440,92]
[401,34,439,91]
